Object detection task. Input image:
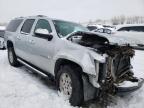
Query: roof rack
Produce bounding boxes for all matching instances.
[37,15,46,17]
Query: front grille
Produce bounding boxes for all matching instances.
[113,55,131,77]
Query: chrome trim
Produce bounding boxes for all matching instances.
[17,58,47,77]
[95,60,99,81]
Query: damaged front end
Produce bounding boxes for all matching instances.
[98,45,143,95]
[66,31,144,96]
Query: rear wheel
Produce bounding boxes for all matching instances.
[56,65,84,106]
[8,47,20,67]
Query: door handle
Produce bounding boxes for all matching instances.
[16,36,21,40]
[29,40,35,44]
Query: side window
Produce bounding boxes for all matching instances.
[118,26,144,32]
[34,19,52,33]
[21,19,35,34]
[118,27,130,32]
[117,27,125,31]
[133,26,144,32]
[6,19,23,32]
[87,26,97,31]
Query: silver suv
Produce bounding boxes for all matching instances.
[4,15,144,106]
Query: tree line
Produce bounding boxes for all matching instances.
[87,15,144,25]
[111,15,144,25]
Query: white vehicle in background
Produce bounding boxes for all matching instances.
[87,24,104,32]
[0,26,6,49]
[95,25,115,34]
[87,24,116,34]
[114,24,144,49]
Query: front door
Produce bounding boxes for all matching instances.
[27,19,55,74]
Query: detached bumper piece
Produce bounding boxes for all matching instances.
[115,78,144,95]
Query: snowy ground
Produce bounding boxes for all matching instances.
[0,50,144,108]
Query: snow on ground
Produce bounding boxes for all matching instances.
[0,50,76,108]
[0,49,144,108]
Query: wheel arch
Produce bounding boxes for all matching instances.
[54,58,83,77]
[7,40,14,48]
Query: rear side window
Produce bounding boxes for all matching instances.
[21,19,35,34]
[87,26,97,31]
[6,19,23,32]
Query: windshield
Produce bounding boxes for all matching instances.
[0,30,5,38]
[53,20,89,37]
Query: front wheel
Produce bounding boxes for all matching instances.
[56,65,84,106]
[8,47,20,67]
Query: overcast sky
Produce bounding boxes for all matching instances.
[0,0,144,23]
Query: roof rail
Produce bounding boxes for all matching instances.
[37,15,46,17]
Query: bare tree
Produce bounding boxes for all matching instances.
[111,16,120,25]
[119,15,126,24]
[126,16,132,24]
[95,19,102,24]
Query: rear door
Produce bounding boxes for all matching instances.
[27,19,55,73]
[16,19,35,60]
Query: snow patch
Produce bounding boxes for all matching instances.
[0,50,144,108]
[116,81,138,88]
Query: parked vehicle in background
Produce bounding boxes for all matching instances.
[116,24,144,32]
[87,25,98,31]
[0,26,6,49]
[5,16,144,106]
[93,27,113,34]
[114,24,144,49]
[87,24,104,31]
[87,24,115,34]
[103,25,116,29]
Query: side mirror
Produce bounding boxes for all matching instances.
[35,28,53,41]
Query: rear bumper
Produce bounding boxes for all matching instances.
[115,78,144,95]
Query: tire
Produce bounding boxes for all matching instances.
[56,65,84,106]
[8,47,20,67]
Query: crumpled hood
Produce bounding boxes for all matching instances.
[65,31,143,46]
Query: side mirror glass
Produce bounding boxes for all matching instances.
[35,28,53,41]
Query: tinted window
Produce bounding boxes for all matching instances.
[21,19,35,34]
[34,19,52,33]
[87,26,97,31]
[117,27,130,31]
[118,26,144,32]
[6,19,23,32]
[0,30,5,38]
[130,26,144,32]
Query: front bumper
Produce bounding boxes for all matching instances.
[115,78,144,95]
